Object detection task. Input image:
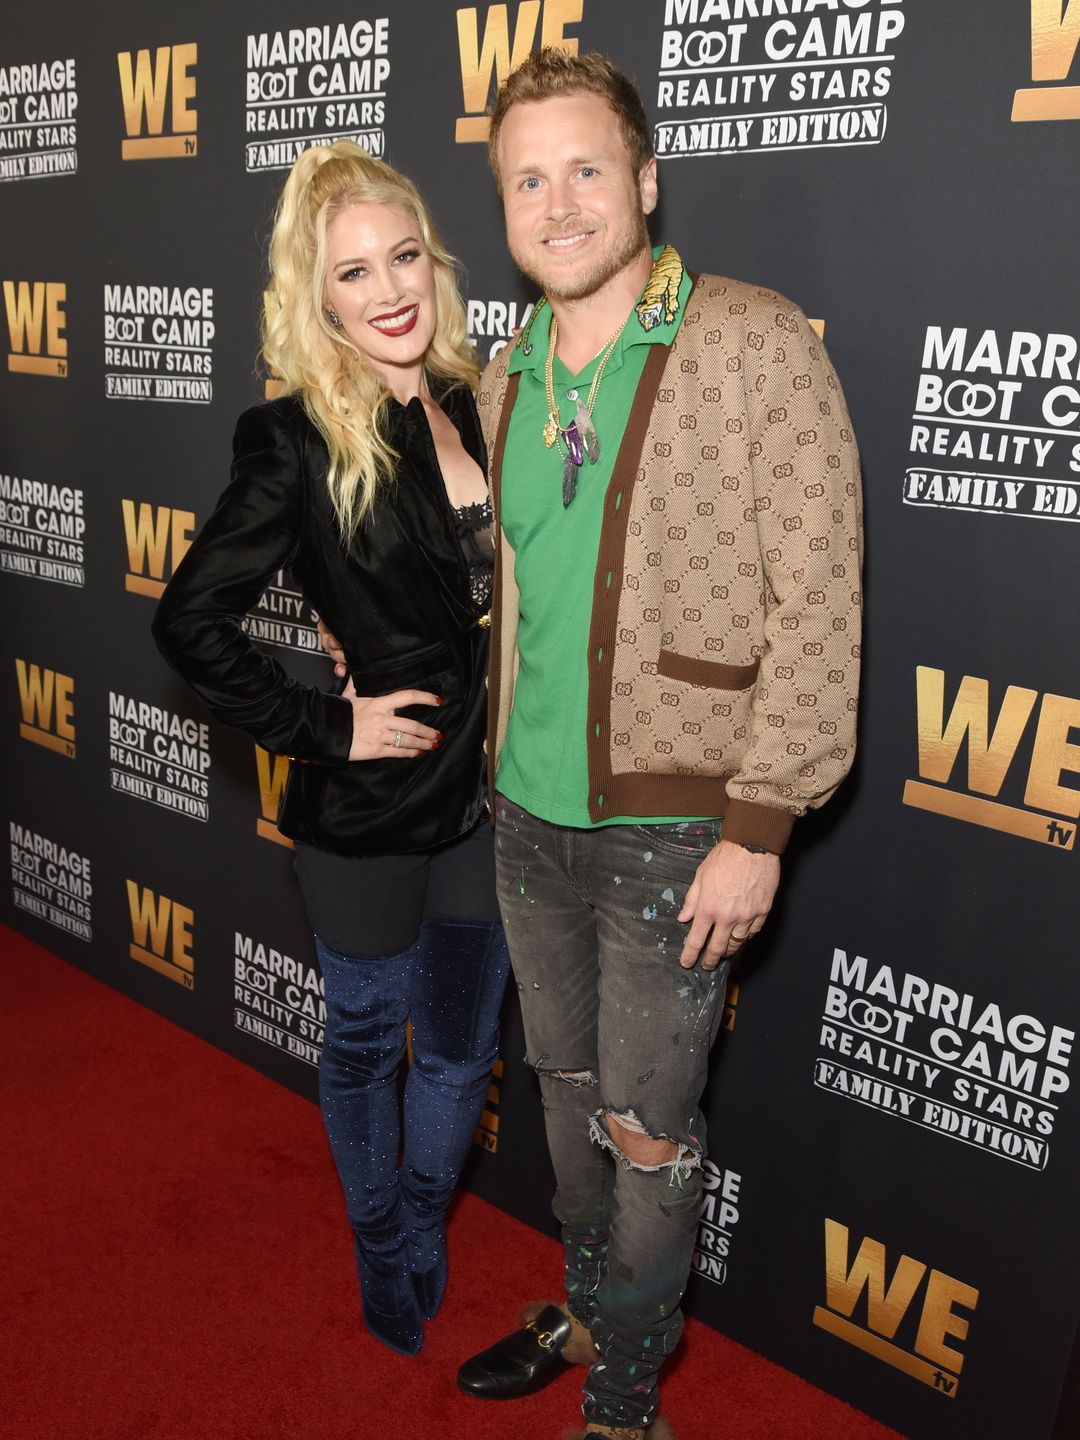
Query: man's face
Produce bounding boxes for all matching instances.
[496,93,657,302]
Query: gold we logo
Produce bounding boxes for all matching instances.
[3,281,68,377]
[813,1220,979,1398]
[904,667,1080,851]
[1013,0,1080,120]
[455,1,581,142]
[126,881,195,988]
[474,1057,503,1152]
[121,500,195,598]
[254,745,292,847]
[117,43,198,158]
[15,660,75,758]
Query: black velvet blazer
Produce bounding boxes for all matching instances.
[152,385,490,856]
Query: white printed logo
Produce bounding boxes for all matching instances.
[234,931,326,1066]
[108,692,211,822]
[10,822,92,940]
[904,325,1080,522]
[0,58,78,182]
[245,18,390,172]
[0,472,85,586]
[817,947,1074,1170]
[104,284,214,404]
[654,0,906,159]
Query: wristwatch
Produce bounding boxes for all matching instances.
[737,842,769,854]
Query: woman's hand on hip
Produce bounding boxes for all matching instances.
[345,676,442,761]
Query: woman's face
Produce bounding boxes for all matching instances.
[323,201,437,391]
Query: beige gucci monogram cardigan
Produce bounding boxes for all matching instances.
[479,273,863,854]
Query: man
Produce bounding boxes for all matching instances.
[322,46,860,1440]
[454,48,862,1440]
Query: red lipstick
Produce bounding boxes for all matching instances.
[369,304,419,337]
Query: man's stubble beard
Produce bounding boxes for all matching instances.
[510,206,651,303]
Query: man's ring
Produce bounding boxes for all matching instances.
[393,730,404,749]
[731,932,749,944]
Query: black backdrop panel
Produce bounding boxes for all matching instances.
[3,5,1079,1436]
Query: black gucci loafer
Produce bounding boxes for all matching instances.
[456,1303,575,1398]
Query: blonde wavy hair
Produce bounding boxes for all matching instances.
[262,141,479,538]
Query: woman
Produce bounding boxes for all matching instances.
[153,141,509,1357]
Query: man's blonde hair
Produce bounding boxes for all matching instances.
[488,48,654,193]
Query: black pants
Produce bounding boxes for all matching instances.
[294,820,501,956]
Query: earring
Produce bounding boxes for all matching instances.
[327,307,341,327]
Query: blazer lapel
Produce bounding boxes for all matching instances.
[386,391,477,624]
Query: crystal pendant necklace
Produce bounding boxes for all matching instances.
[543,311,629,507]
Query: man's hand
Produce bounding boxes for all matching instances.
[317,618,347,678]
[678,839,780,970]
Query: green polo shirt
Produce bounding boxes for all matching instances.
[496,248,707,828]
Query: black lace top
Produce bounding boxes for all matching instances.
[451,496,494,615]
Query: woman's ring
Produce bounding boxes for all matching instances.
[393,730,404,749]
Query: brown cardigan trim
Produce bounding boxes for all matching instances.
[486,370,520,805]
[585,340,674,824]
[597,771,796,854]
[719,795,795,853]
[656,650,761,691]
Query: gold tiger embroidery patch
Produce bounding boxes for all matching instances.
[636,245,684,331]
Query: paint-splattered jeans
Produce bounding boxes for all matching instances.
[494,795,729,1430]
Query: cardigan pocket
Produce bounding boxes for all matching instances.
[656,649,760,690]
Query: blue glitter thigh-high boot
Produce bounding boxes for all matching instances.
[401,920,510,1319]
[316,934,424,1357]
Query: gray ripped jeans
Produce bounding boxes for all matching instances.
[494,794,729,1430]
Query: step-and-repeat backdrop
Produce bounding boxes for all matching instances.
[2,3,1078,1436]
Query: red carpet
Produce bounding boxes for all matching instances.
[0,925,905,1440]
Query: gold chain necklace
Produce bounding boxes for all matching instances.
[543,310,630,508]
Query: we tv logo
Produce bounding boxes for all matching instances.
[117,43,198,159]
[474,1058,503,1153]
[255,745,292,847]
[813,1219,979,1398]
[903,667,1080,851]
[3,281,68,377]
[126,881,195,989]
[455,1,581,142]
[122,500,194,598]
[1013,0,1080,122]
[15,660,75,758]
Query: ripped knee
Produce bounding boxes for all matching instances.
[589,1107,700,1182]
[607,1114,679,1166]
[534,1063,597,1089]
